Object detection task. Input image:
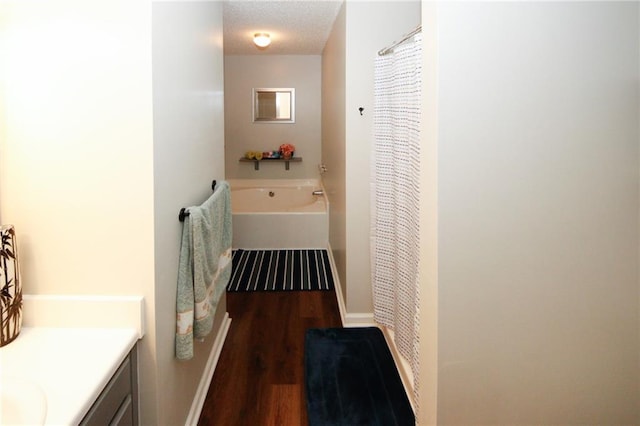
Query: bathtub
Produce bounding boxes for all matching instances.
[228,179,328,249]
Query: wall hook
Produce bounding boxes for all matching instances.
[358,107,364,116]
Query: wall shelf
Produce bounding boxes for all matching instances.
[239,157,302,171]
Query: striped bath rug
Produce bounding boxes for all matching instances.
[227,249,335,292]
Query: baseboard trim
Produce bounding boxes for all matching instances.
[380,326,416,412]
[325,243,346,327]
[344,312,375,327]
[185,312,231,426]
[325,243,375,328]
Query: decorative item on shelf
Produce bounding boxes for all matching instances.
[279,143,295,161]
[263,150,281,159]
[1,224,22,347]
[245,150,265,160]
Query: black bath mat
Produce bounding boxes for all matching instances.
[305,327,415,426]
[227,249,335,292]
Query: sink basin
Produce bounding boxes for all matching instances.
[0,376,47,425]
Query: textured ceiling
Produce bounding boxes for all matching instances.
[223,0,343,55]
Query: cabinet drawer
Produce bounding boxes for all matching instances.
[80,355,132,425]
[111,394,133,426]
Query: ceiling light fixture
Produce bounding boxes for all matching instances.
[253,33,271,48]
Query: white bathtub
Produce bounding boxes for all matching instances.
[228,179,328,249]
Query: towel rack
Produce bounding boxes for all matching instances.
[179,180,217,222]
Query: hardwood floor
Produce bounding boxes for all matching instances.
[198,290,342,426]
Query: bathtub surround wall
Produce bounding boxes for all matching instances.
[322,2,421,320]
[1,2,226,425]
[224,55,321,179]
[419,2,640,424]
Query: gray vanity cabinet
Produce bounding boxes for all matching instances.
[80,345,138,426]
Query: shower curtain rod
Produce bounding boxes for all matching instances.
[377,25,422,56]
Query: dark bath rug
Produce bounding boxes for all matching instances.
[304,327,415,426]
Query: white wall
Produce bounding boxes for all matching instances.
[322,1,421,318]
[322,2,347,306]
[152,2,225,425]
[225,55,321,179]
[0,0,154,296]
[345,1,421,315]
[0,0,158,421]
[1,2,227,424]
[418,2,439,423]
[420,2,640,424]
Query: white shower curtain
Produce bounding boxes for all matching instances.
[372,32,422,408]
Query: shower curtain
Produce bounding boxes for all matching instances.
[371,32,422,408]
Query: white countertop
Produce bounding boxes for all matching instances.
[1,327,139,425]
[1,295,144,425]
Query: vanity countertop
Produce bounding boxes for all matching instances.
[0,326,139,425]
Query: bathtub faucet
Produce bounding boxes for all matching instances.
[312,189,324,196]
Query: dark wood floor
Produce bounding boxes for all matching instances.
[198,290,342,426]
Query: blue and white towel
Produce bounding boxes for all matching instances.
[176,181,232,360]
